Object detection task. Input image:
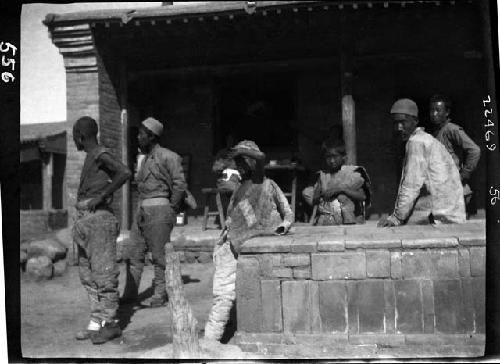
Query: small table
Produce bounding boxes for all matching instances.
[264,163,305,220]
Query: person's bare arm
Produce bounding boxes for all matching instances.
[87,152,131,212]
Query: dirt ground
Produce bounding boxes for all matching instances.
[21,262,264,360]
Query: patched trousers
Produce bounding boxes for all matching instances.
[204,240,237,341]
[122,201,174,300]
[72,209,120,324]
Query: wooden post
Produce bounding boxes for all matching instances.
[340,10,357,165]
[42,152,53,210]
[120,64,130,230]
[164,243,201,358]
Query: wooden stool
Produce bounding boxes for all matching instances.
[201,188,230,231]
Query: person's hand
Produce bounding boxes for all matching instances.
[86,195,104,213]
[377,217,396,227]
[275,223,290,235]
[324,186,341,199]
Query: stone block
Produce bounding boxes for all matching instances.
[27,238,67,261]
[184,251,197,263]
[317,238,345,252]
[390,251,402,279]
[282,281,309,333]
[318,281,347,333]
[258,254,278,277]
[458,235,485,247]
[349,334,405,346]
[346,238,401,249]
[430,250,459,279]
[26,256,53,280]
[197,252,212,264]
[469,247,485,277]
[366,250,390,278]
[311,252,366,280]
[261,280,283,332]
[404,334,466,345]
[384,281,396,334]
[236,256,262,332]
[420,280,434,333]
[349,281,385,333]
[294,333,348,346]
[271,267,293,278]
[402,250,458,279]
[434,280,465,334]
[471,277,485,333]
[347,282,358,334]
[461,278,475,333]
[282,254,310,267]
[464,334,485,345]
[458,248,471,277]
[282,281,320,333]
[401,237,458,249]
[309,281,321,333]
[395,280,423,334]
[290,236,317,253]
[293,266,311,279]
[240,236,292,253]
[53,259,67,277]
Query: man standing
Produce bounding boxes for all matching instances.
[378,99,466,227]
[72,116,131,344]
[122,117,187,307]
[204,140,294,342]
[429,94,481,209]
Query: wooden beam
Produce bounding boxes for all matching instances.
[120,63,130,230]
[340,8,356,165]
[42,153,53,210]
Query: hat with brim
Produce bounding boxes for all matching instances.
[228,140,266,160]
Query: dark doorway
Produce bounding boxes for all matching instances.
[216,72,297,154]
[20,160,42,210]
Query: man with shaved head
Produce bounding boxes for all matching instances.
[72,116,131,344]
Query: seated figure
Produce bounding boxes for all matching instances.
[303,141,371,225]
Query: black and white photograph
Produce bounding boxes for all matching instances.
[8,0,500,361]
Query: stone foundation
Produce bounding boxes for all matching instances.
[235,222,485,358]
[20,210,68,241]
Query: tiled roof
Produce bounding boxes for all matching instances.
[43,1,319,25]
[20,121,69,143]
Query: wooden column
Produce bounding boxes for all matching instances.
[120,64,130,230]
[42,152,53,210]
[340,10,356,165]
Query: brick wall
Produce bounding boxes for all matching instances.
[65,69,99,221]
[97,52,123,223]
[64,48,124,224]
[236,223,485,355]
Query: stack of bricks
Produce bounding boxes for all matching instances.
[235,222,485,358]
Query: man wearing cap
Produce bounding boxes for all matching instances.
[121,117,187,307]
[378,99,466,227]
[429,94,480,213]
[204,140,294,342]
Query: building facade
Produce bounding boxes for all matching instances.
[44,1,490,229]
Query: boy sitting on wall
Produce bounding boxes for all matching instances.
[303,140,371,225]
